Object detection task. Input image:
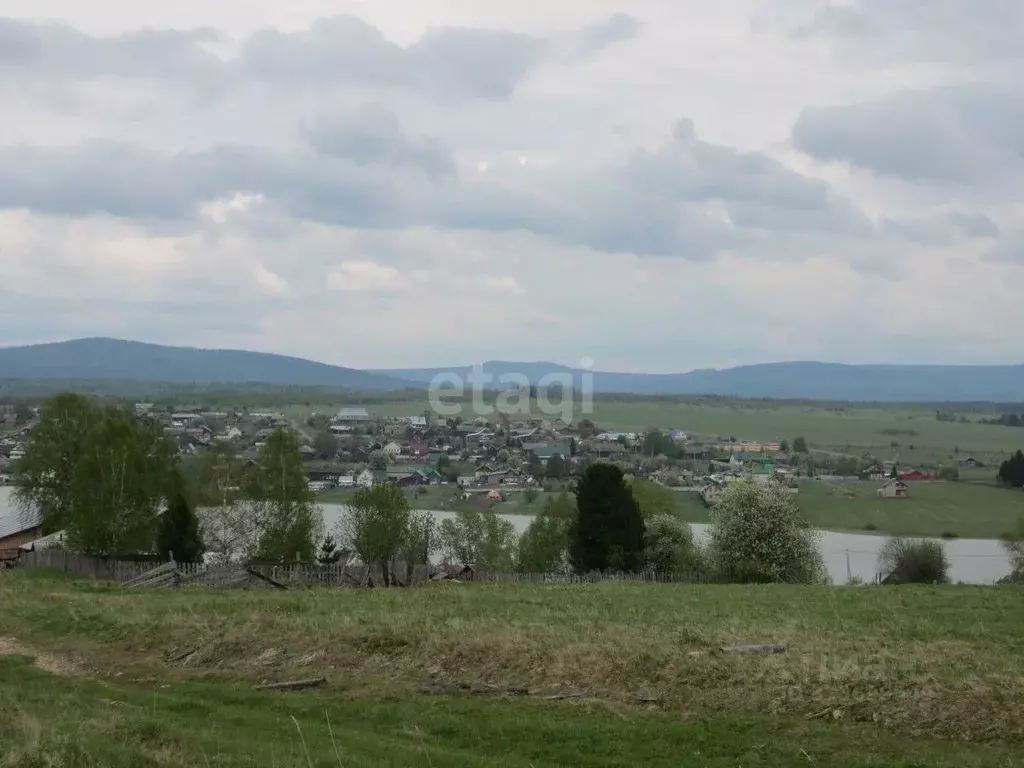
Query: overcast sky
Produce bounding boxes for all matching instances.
[1,1,1022,372]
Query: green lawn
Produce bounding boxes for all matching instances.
[2,569,1022,764]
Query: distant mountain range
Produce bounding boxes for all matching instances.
[1,338,1023,402]
[372,361,1024,402]
[0,338,415,392]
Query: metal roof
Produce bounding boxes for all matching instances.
[0,503,44,541]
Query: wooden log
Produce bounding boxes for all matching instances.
[255,677,327,692]
[245,568,288,590]
[718,643,787,654]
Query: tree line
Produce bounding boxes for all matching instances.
[13,393,320,563]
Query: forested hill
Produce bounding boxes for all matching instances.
[0,338,416,391]
[3,339,1024,401]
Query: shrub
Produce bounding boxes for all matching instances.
[877,538,950,584]
[940,531,959,539]
[863,523,878,531]
[999,518,1024,583]
[938,466,960,482]
[707,479,825,584]
[643,515,703,575]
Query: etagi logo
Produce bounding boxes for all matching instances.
[428,357,595,422]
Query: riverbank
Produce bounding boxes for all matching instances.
[1,570,1021,765]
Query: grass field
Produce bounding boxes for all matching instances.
[669,482,1024,539]
[1,569,1022,766]
[794,481,1024,538]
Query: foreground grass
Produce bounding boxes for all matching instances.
[5,656,1022,768]
[2,570,1022,753]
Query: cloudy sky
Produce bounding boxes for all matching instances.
[1,1,1021,372]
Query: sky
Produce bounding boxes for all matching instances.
[0,0,1022,373]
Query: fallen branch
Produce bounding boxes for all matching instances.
[245,568,288,590]
[255,678,326,692]
[718,643,787,654]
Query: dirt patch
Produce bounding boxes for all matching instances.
[0,636,77,677]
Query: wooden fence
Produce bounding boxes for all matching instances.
[14,549,715,587]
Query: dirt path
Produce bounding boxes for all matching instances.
[0,636,76,676]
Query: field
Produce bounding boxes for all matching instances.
[793,480,1024,538]
[2,570,1022,765]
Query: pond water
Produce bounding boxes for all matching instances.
[2,488,1011,584]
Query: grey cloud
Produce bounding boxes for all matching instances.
[948,212,999,238]
[792,85,1024,186]
[791,0,1024,63]
[0,14,630,102]
[985,233,1024,263]
[0,118,871,261]
[573,13,641,55]
[0,17,221,80]
[304,104,456,179]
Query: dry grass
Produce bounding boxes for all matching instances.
[3,570,1022,745]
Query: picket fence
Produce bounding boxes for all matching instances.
[14,549,713,587]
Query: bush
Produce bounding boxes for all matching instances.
[707,480,825,584]
[863,523,878,531]
[940,530,959,539]
[878,538,950,584]
[999,518,1024,583]
[643,515,703,575]
[938,466,960,482]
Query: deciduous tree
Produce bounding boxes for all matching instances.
[67,408,174,558]
[246,428,322,562]
[708,479,824,584]
[13,393,100,533]
[341,483,411,585]
[439,508,517,571]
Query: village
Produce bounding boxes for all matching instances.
[0,401,970,507]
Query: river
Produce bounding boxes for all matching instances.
[1,488,1012,584]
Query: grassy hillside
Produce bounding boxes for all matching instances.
[1,570,1022,766]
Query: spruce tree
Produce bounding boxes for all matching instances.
[157,473,205,562]
[569,463,645,572]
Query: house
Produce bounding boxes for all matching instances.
[529,444,569,463]
[382,442,402,457]
[700,483,724,506]
[750,460,776,479]
[335,407,370,424]
[134,403,155,416]
[590,442,627,459]
[877,479,909,498]
[860,465,886,481]
[669,430,689,442]
[0,507,44,562]
[337,475,355,488]
[682,445,713,462]
[957,457,979,468]
[405,443,430,459]
[728,442,781,454]
[355,469,375,488]
[486,489,503,501]
[899,471,936,482]
[387,471,428,487]
[407,416,428,428]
